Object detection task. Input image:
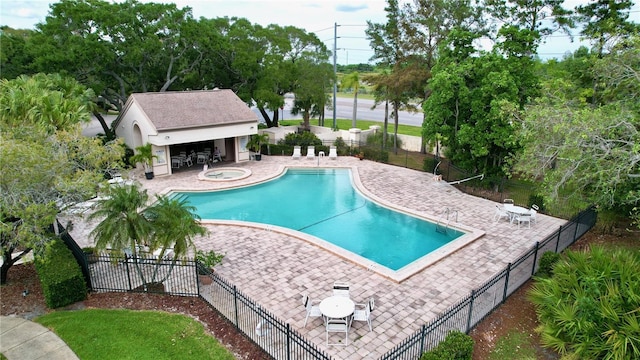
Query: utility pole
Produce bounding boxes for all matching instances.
[332,22,338,130]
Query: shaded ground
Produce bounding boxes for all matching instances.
[2,228,636,359]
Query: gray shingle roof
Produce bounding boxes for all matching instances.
[130,89,258,131]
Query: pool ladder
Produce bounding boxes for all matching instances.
[436,208,458,234]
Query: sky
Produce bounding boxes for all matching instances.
[1,0,639,64]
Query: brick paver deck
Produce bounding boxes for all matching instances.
[60,155,566,359]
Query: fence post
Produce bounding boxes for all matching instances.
[195,260,201,295]
[502,263,511,303]
[573,210,581,243]
[466,290,475,333]
[419,324,427,355]
[233,285,239,329]
[286,323,291,360]
[125,255,133,291]
[531,242,540,276]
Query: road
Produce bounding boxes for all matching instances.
[255,97,424,127]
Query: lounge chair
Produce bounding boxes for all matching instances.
[292,146,301,160]
[328,146,338,160]
[306,146,315,160]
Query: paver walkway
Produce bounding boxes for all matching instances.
[59,155,566,359]
[0,316,79,360]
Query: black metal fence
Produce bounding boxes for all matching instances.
[377,206,597,360]
[61,205,596,360]
[200,273,331,359]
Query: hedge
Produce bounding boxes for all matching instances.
[35,240,87,308]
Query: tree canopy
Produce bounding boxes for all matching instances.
[0,73,124,284]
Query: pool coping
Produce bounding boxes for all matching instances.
[166,165,485,282]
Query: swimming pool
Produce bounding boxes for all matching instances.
[174,168,477,277]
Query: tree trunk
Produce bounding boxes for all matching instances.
[93,112,114,139]
[352,91,358,128]
[257,106,274,127]
[383,100,389,147]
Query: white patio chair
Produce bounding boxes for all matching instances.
[513,213,532,229]
[302,294,323,327]
[503,198,514,204]
[530,204,539,224]
[350,297,374,331]
[494,205,511,222]
[306,146,315,160]
[326,318,349,346]
[332,281,350,298]
[328,146,338,160]
[292,146,301,160]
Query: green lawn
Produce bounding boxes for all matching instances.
[36,309,235,360]
[279,118,423,137]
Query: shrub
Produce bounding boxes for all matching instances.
[280,131,322,147]
[536,251,560,278]
[421,330,474,360]
[35,240,87,308]
[529,246,640,359]
[528,194,545,211]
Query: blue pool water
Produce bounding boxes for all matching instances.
[174,168,463,271]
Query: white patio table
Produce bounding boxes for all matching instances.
[504,204,531,223]
[319,296,355,320]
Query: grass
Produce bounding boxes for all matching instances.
[279,118,423,137]
[35,309,234,360]
[488,330,537,360]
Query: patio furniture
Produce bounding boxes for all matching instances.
[513,213,532,229]
[494,205,511,222]
[302,294,323,327]
[332,281,350,297]
[503,198,514,204]
[319,295,355,320]
[292,146,301,160]
[326,318,349,346]
[328,146,338,160]
[504,204,531,225]
[530,204,539,224]
[350,298,374,331]
[306,146,315,160]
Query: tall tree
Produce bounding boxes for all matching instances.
[402,0,486,152]
[29,0,204,138]
[290,60,334,130]
[0,27,35,79]
[366,0,409,153]
[0,74,124,284]
[575,0,639,57]
[513,37,640,225]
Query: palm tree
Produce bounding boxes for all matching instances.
[89,184,209,290]
[89,184,154,287]
[341,72,361,128]
[89,184,152,257]
[130,143,157,178]
[144,195,208,281]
